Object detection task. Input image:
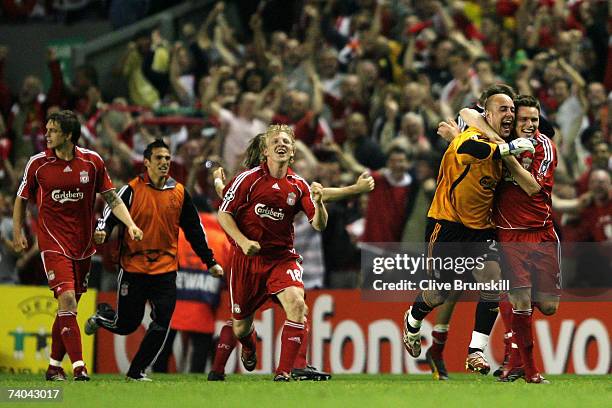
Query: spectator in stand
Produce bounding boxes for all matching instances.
[439,47,478,120]
[317,47,344,98]
[344,112,386,171]
[578,169,612,243]
[323,75,368,144]
[380,110,432,157]
[201,67,268,176]
[6,48,64,161]
[575,140,611,194]
[568,169,612,287]
[119,33,160,109]
[272,61,326,147]
[362,147,419,243]
[583,82,608,133]
[418,37,453,99]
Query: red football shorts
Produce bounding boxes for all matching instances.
[228,247,304,320]
[41,251,92,297]
[497,227,561,296]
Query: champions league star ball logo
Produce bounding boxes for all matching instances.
[80,170,89,184]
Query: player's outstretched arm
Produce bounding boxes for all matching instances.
[12,196,28,253]
[218,211,261,256]
[310,182,328,231]
[322,172,375,202]
[101,190,143,241]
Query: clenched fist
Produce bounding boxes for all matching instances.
[93,230,106,245]
[355,171,375,193]
[239,238,261,256]
[311,182,324,204]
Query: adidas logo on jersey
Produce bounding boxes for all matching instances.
[63,165,72,172]
[272,183,280,190]
[288,336,302,344]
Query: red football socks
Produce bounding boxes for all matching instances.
[499,299,514,365]
[57,311,83,365]
[50,314,67,365]
[212,322,238,373]
[429,325,449,359]
[293,318,309,369]
[276,320,305,375]
[499,298,513,333]
[512,309,537,377]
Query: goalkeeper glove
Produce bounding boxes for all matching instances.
[499,138,535,156]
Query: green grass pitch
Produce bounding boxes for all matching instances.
[1,373,610,407]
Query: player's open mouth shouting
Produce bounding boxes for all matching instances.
[500,118,513,135]
[275,146,288,158]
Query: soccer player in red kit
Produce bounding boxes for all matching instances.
[209,134,373,381]
[217,124,328,381]
[12,110,142,381]
[493,95,559,384]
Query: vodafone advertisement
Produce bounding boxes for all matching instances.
[95,290,611,375]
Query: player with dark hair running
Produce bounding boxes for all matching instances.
[86,139,223,381]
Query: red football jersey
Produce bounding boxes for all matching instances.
[17,147,114,259]
[493,133,557,230]
[219,162,315,257]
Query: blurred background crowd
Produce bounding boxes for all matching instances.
[0,0,610,291]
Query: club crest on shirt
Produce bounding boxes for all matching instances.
[47,270,55,281]
[521,156,533,170]
[287,192,296,206]
[233,303,241,314]
[479,176,497,191]
[120,282,129,296]
[80,170,89,184]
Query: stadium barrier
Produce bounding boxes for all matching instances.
[94,289,610,375]
[96,290,612,374]
[0,285,96,375]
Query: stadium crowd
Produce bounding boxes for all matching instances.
[0,0,610,292]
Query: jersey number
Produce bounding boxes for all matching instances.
[286,263,304,282]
